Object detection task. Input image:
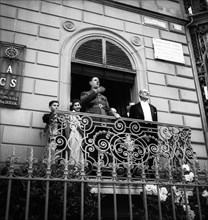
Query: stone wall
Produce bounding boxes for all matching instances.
[0,0,207,169]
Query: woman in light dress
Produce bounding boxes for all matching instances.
[69,99,84,166]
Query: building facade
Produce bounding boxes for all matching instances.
[0,0,207,170]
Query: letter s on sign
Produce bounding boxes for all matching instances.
[10,79,17,88]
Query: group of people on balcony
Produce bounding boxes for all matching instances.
[79,76,158,122]
[42,76,158,167]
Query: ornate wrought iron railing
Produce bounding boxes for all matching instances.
[0,111,208,220]
[44,111,195,181]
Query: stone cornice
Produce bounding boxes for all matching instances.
[89,0,189,26]
[189,11,208,26]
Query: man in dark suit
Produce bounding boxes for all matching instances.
[80,77,119,120]
[42,100,59,131]
[80,77,120,175]
[129,89,158,178]
[129,89,157,122]
[42,100,67,160]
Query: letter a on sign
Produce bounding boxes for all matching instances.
[7,65,13,73]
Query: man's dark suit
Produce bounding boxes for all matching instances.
[42,113,53,132]
[80,89,114,173]
[42,112,63,134]
[129,102,158,177]
[42,112,66,155]
[129,102,157,121]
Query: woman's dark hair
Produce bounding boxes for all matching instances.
[70,99,81,111]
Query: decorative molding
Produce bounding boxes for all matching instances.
[190,22,208,34]
[88,0,189,25]
[190,11,208,26]
[63,20,76,32]
[131,36,142,46]
[5,46,19,59]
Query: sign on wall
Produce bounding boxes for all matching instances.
[143,16,167,29]
[153,38,185,64]
[0,42,26,108]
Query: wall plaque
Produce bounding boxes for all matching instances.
[153,38,185,64]
[0,42,26,108]
[169,23,185,33]
[143,16,167,29]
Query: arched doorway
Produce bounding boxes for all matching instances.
[70,37,136,117]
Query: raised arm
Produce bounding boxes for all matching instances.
[80,90,97,106]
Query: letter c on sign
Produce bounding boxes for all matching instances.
[0,78,6,86]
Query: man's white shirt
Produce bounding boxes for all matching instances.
[141,101,152,121]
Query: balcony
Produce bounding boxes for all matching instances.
[45,111,195,180]
[0,111,208,220]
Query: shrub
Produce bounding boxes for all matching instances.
[0,161,98,220]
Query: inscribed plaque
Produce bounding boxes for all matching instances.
[0,42,26,108]
[153,38,185,64]
[143,16,167,29]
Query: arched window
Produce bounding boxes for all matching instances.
[71,37,136,117]
[73,38,134,71]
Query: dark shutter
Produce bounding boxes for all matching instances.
[75,39,103,64]
[106,41,133,70]
[74,38,134,71]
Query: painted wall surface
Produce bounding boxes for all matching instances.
[0,0,207,168]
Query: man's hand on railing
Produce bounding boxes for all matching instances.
[114,113,121,119]
[111,108,121,119]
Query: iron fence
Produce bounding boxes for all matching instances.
[0,111,208,220]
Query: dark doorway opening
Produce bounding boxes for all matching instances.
[71,63,135,117]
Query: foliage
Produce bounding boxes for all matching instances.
[0,161,98,220]
[1,161,208,220]
[189,188,208,220]
[146,194,186,220]
[135,184,208,220]
[137,184,187,220]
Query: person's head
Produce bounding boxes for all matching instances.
[71,99,81,112]
[139,89,150,101]
[49,100,59,112]
[89,77,100,89]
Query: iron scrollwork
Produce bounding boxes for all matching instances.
[45,112,193,180]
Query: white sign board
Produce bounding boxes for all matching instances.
[153,38,185,64]
[144,17,167,29]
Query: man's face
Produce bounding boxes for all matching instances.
[49,102,59,112]
[90,77,100,89]
[139,90,150,101]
